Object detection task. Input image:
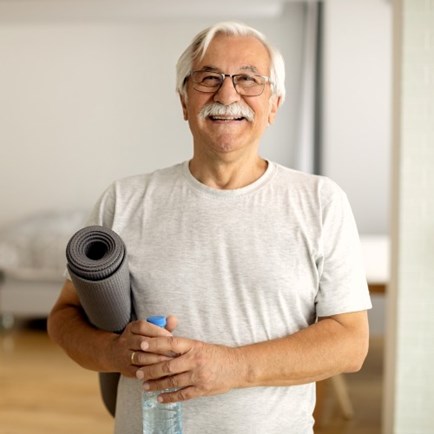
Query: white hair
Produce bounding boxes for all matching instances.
[176,21,286,103]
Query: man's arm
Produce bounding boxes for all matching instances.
[238,311,369,386]
[135,310,369,402]
[47,280,174,378]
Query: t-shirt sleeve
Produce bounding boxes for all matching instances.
[84,182,117,228]
[315,181,372,317]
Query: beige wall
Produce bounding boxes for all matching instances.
[384,0,434,432]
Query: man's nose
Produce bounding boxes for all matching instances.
[213,76,241,105]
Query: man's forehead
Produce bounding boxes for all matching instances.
[193,35,270,71]
[196,64,260,73]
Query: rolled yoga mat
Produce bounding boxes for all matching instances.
[66,225,133,417]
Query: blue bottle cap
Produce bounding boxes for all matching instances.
[146,315,167,328]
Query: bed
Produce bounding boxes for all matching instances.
[0,210,87,328]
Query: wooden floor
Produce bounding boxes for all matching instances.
[315,337,383,434]
[0,320,113,434]
[0,320,383,434]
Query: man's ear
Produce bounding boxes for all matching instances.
[268,95,282,125]
[180,94,189,121]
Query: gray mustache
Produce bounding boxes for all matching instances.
[199,103,255,122]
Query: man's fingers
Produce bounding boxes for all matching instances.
[157,385,197,403]
[166,315,178,332]
[136,345,188,381]
[129,319,172,337]
[146,335,189,355]
[132,351,171,366]
[142,371,192,393]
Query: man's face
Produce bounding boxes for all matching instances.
[181,34,281,158]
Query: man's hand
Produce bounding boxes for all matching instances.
[109,316,178,378]
[135,337,242,403]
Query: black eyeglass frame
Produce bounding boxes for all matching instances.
[187,70,273,97]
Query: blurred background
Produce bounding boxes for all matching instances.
[1,0,433,433]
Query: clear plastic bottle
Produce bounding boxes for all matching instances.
[142,315,183,434]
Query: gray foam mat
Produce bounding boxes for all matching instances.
[66,225,133,416]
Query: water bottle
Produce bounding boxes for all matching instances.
[142,315,183,434]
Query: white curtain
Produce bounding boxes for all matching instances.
[294,2,320,174]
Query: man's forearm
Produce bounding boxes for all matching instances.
[47,280,177,379]
[237,311,369,388]
[47,303,118,373]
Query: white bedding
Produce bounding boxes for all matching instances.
[0,210,88,321]
[0,210,87,281]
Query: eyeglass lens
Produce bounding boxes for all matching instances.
[191,71,267,96]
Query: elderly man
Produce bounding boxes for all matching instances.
[48,22,371,434]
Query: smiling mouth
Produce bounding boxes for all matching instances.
[200,102,255,122]
[208,115,246,122]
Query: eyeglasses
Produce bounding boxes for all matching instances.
[189,70,272,97]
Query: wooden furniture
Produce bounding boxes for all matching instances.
[368,283,386,294]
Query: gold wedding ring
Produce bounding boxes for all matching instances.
[131,351,136,365]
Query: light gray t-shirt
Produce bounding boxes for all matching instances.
[84,161,371,434]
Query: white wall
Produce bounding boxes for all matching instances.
[1,0,392,234]
[322,0,392,337]
[0,3,305,226]
[322,0,392,235]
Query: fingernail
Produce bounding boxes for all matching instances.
[136,370,144,380]
[143,382,150,391]
[140,341,149,351]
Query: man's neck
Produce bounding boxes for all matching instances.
[188,154,268,190]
